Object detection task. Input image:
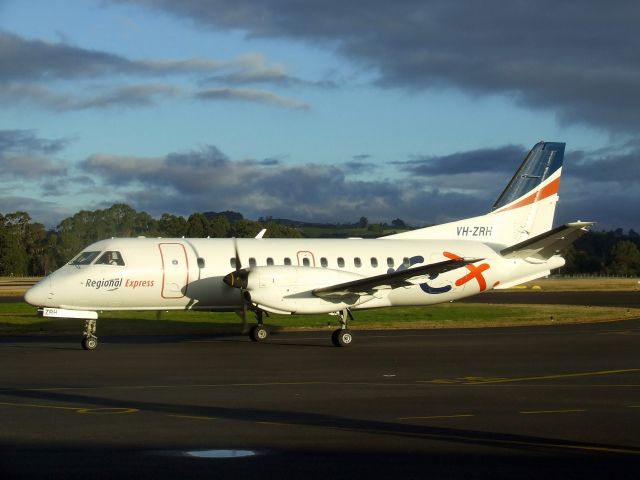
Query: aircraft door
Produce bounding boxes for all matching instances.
[297,251,315,267]
[159,243,189,298]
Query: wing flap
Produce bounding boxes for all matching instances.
[313,257,480,299]
[500,221,594,261]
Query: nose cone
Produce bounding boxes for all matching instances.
[223,270,248,289]
[24,278,50,306]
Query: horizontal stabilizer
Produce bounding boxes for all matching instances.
[313,257,479,299]
[500,222,594,261]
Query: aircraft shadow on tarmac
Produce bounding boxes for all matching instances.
[3,386,640,461]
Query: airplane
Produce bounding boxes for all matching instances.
[24,141,593,350]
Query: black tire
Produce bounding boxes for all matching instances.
[250,325,269,342]
[83,336,98,350]
[332,328,353,347]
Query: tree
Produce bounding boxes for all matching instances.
[0,212,32,275]
[391,218,407,229]
[609,240,640,276]
[159,213,187,237]
[358,216,368,228]
[209,215,231,237]
[186,213,210,237]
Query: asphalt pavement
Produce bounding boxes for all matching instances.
[1,319,640,479]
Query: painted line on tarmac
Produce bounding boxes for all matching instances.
[398,414,474,420]
[421,368,640,385]
[0,400,138,414]
[167,414,218,421]
[520,409,587,415]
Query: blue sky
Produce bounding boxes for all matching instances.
[1,0,638,230]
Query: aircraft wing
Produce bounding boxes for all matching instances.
[500,221,595,261]
[313,257,480,299]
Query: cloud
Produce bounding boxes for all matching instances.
[78,144,506,225]
[0,130,69,180]
[0,31,313,111]
[195,87,310,110]
[397,144,525,177]
[0,195,74,226]
[118,0,640,132]
[0,31,224,82]
[0,83,180,111]
[75,141,639,230]
[0,129,69,154]
[202,52,336,88]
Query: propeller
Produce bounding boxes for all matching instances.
[224,238,250,334]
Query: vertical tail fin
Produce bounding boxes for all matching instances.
[382,141,565,246]
[489,141,564,243]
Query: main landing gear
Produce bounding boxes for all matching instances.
[331,308,354,347]
[81,319,98,350]
[249,310,269,343]
[244,308,354,347]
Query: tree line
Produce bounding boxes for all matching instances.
[1,203,639,277]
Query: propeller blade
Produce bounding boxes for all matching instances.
[232,237,250,334]
[233,237,242,271]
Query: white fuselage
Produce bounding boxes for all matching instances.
[25,236,562,315]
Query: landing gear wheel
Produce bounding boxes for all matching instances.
[81,336,98,350]
[250,325,269,342]
[332,328,353,347]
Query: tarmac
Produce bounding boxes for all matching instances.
[2,314,640,479]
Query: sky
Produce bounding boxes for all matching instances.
[1,0,639,231]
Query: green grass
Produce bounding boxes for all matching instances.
[1,302,636,336]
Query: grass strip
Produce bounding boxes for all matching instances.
[0,302,636,336]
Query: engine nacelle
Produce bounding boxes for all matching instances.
[228,266,368,314]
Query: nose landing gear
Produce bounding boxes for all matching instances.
[81,319,98,350]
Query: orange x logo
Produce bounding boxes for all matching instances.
[443,251,490,292]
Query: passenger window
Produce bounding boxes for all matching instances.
[284,257,292,266]
[371,257,378,268]
[266,257,274,266]
[197,258,205,268]
[230,257,236,268]
[387,257,394,268]
[69,251,101,266]
[249,258,257,267]
[95,251,125,266]
[354,257,362,268]
[320,257,328,268]
[337,257,345,268]
[302,258,310,267]
[403,257,410,267]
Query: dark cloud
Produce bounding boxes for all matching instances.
[118,0,640,132]
[397,144,525,177]
[78,144,508,225]
[565,148,640,186]
[75,142,638,230]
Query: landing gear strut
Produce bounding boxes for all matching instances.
[81,319,98,350]
[249,309,269,342]
[331,308,353,347]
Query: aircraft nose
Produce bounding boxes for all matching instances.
[24,278,51,306]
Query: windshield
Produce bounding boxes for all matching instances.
[69,251,101,266]
[95,251,125,266]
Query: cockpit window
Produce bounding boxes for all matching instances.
[95,251,125,266]
[69,251,101,265]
